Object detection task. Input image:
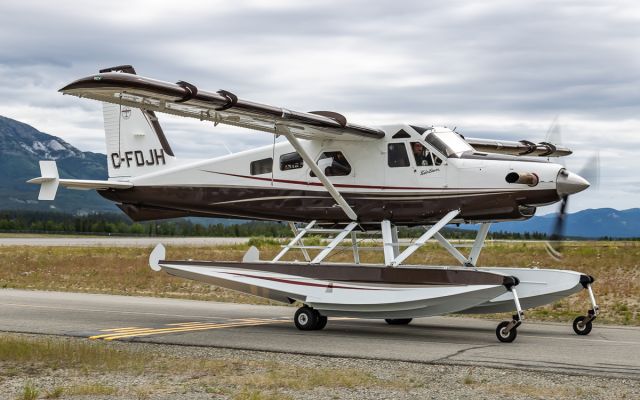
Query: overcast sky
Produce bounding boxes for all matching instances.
[1,0,638,212]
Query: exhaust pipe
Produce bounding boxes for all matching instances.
[505,172,539,187]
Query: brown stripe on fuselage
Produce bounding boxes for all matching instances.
[99,185,558,224]
[160,260,508,287]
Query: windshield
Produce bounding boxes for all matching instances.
[426,130,473,158]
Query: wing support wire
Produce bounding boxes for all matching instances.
[272,220,316,263]
[387,210,460,267]
[278,125,358,221]
[434,222,491,267]
[270,220,358,264]
[311,222,358,264]
[271,218,491,267]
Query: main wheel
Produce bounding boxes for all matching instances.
[572,316,593,335]
[315,315,328,330]
[496,321,518,343]
[385,318,413,325]
[294,307,318,331]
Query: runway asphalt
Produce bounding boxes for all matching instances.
[1,289,638,379]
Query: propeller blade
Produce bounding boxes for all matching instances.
[544,116,562,145]
[543,119,599,262]
[545,194,569,261]
[578,151,600,190]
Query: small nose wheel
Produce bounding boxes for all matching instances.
[573,313,594,335]
[573,277,598,336]
[497,280,523,343]
[496,319,519,343]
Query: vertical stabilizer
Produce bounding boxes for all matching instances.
[99,65,176,178]
[28,160,60,200]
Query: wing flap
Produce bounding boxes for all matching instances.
[60,72,385,141]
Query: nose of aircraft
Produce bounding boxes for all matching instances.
[556,169,590,196]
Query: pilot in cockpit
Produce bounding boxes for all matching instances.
[411,142,432,166]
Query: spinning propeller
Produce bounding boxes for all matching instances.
[544,120,600,260]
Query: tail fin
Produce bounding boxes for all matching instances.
[99,65,176,178]
[27,160,134,200]
[29,160,59,200]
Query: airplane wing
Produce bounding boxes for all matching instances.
[59,66,385,141]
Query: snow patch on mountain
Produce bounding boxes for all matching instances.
[18,139,80,160]
[47,139,66,151]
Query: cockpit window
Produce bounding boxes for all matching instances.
[410,142,442,166]
[425,130,473,158]
[387,143,411,167]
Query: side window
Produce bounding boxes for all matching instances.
[310,151,352,177]
[410,142,442,167]
[387,143,410,168]
[250,157,273,175]
[280,152,303,171]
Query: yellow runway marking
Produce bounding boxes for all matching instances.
[166,318,263,326]
[98,327,142,333]
[90,318,290,341]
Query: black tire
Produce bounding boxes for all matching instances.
[385,318,413,325]
[496,321,518,343]
[294,307,318,331]
[315,315,328,330]
[572,316,593,335]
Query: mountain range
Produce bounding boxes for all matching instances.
[465,208,640,239]
[0,115,114,213]
[0,114,637,237]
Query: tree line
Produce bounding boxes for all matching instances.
[0,210,291,237]
[0,210,563,239]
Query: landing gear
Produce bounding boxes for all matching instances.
[316,315,328,330]
[573,315,593,335]
[573,275,599,336]
[385,318,413,325]
[496,320,518,343]
[496,279,524,343]
[294,306,327,331]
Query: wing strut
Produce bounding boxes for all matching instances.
[278,125,358,221]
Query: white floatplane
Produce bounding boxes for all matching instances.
[29,65,599,342]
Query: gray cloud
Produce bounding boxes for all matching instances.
[0,0,638,212]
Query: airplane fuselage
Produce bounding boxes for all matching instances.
[99,124,564,225]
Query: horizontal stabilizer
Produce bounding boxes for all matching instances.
[29,160,59,200]
[27,160,133,200]
[56,179,133,191]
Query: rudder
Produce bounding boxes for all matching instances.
[99,65,176,178]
